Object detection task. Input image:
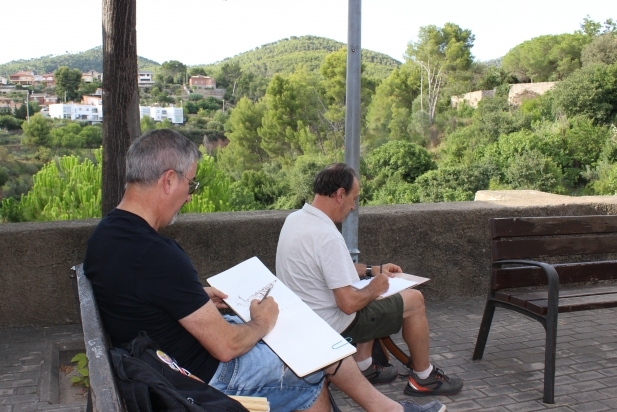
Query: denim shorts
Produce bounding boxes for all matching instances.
[208,316,325,411]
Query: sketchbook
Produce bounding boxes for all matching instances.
[352,272,430,299]
[207,257,356,377]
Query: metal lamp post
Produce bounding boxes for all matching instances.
[342,0,362,262]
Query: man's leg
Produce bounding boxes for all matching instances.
[301,383,330,412]
[399,289,463,396]
[355,341,373,361]
[325,357,444,412]
[399,289,431,371]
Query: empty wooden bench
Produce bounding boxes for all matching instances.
[472,215,617,404]
[71,264,125,412]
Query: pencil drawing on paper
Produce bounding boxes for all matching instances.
[237,280,277,307]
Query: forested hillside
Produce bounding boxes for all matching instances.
[199,36,401,79]
[2,17,617,223]
[0,47,160,77]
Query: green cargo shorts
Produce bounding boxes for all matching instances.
[340,293,404,344]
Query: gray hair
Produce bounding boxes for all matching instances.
[126,129,201,186]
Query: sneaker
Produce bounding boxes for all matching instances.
[398,399,446,412]
[404,367,463,396]
[361,362,398,384]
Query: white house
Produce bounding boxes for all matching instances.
[140,106,183,124]
[138,71,155,88]
[49,103,183,124]
[49,102,103,122]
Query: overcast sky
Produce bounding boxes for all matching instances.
[1,0,613,66]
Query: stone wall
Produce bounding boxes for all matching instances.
[508,82,556,106]
[194,88,225,100]
[451,90,495,108]
[1,191,617,328]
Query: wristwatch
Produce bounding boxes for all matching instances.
[365,265,372,277]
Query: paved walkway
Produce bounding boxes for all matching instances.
[1,297,617,411]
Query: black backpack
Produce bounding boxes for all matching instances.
[109,332,249,412]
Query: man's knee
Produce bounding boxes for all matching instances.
[401,289,425,313]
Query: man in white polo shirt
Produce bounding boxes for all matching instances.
[276,163,463,398]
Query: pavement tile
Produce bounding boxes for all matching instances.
[569,401,610,411]
[503,400,546,411]
[2,300,616,411]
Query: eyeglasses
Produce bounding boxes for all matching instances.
[175,171,200,195]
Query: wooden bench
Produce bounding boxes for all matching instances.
[70,264,124,412]
[472,215,617,404]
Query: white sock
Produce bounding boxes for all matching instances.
[413,364,433,380]
[357,357,372,371]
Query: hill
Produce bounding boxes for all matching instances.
[0,47,159,78]
[0,36,400,81]
[198,35,401,80]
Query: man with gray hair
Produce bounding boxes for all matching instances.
[84,130,445,412]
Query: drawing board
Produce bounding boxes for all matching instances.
[207,257,356,377]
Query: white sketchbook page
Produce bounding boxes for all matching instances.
[207,257,356,377]
[352,276,420,298]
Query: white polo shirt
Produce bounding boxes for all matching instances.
[276,203,359,333]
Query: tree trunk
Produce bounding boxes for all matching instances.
[101,0,140,215]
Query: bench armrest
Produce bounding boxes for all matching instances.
[493,259,560,317]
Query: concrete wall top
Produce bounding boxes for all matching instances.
[1,192,617,327]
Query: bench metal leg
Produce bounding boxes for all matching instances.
[542,310,558,403]
[86,387,93,412]
[472,298,496,360]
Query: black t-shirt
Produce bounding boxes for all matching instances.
[83,208,219,382]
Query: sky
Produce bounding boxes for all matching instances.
[1,0,614,67]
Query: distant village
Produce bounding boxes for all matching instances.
[0,70,225,125]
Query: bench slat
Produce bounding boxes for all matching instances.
[495,286,617,315]
[498,285,617,304]
[492,234,617,261]
[492,261,617,289]
[526,293,617,315]
[491,215,617,238]
[75,264,124,412]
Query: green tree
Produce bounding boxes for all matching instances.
[219,97,267,176]
[0,115,23,131]
[405,23,475,125]
[14,101,41,120]
[273,154,333,209]
[258,69,322,161]
[156,60,187,84]
[19,151,102,221]
[188,67,207,77]
[155,118,173,129]
[21,113,51,146]
[319,48,376,146]
[365,140,436,184]
[551,62,617,124]
[502,150,565,193]
[365,64,421,145]
[502,33,591,82]
[140,115,156,133]
[181,154,232,213]
[582,32,617,66]
[580,15,603,37]
[54,66,83,101]
[79,125,103,148]
[579,15,617,37]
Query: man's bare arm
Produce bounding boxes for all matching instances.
[353,263,403,278]
[179,297,278,362]
[332,273,389,314]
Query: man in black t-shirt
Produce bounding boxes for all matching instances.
[84,129,444,412]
